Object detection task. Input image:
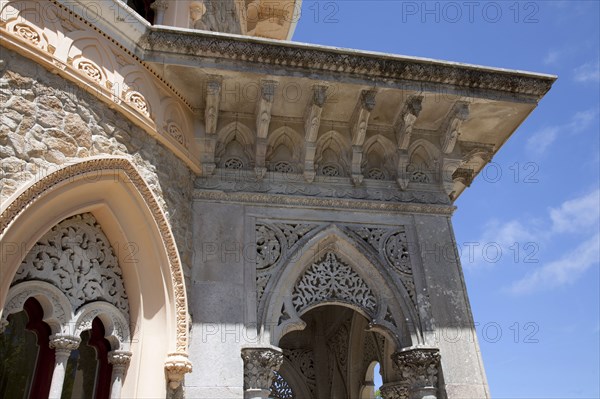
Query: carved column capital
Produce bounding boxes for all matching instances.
[241,346,283,396]
[380,382,409,399]
[165,352,193,390]
[49,334,81,356]
[392,347,441,398]
[108,350,132,370]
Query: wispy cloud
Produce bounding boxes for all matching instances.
[526,108,599,155]
[510,233,599,294]
[574,60,600,83]
[543,50,561,66]
[550,189,600,233]
[464,189,600,294]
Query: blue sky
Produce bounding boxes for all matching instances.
[293,1,600,397]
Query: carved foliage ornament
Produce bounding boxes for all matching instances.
[14,213,129,318]
[291,252,377,316]
[351,226,416,306]
[13,23,40,45]
[241,347,284,391]
[393,348,441,390]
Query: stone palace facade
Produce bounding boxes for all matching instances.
[0,1,555,398]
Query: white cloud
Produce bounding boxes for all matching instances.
[526,126,559,155]
[526,108,599,155]
[510,233,599,294]
[574,60,600,83]
[465,190,600,294]
[543,50,560,65]
[550,189,600,233]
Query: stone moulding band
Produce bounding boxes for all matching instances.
[192,190,456,215]
[140,29,555,98]
[0,157,191,376]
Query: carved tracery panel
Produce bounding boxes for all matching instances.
[13,213,129,319]
[291,252,377,316]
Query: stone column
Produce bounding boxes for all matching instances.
[108,350,132,399]
[392,348,441,399]
[165,352,193,390]
[241,347,283,399]
[380,382,409,399]
[150,0,169,25]
[48,334,81,399]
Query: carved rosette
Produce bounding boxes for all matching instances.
[380,382,409,399]
[165,352,193,389]
[241,347,284,394]
[393,348,441,397]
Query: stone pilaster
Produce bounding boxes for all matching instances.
[49,334,81,399]
[108,350,132,399]
[241,347,283,399]
[392,348,441,399]
[380,382,409,399]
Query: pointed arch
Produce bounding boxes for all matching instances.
[267,126,302,162]
[261,225,421,349]
[0,156,191,396]
[407,139,439,183]
[362,134,396,179]
[315,130,351,176]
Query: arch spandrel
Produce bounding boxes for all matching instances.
[0,156,192,394]
[260,224,422,348]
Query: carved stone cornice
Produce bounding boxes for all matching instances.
[140,30,555,98]
[392,348,441,392]
[241,347,284,392]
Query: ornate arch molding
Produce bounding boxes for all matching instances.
[0,156,192,387]
[261,225,422,348]
[0,280,73,335]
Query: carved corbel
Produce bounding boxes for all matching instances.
[440,156,463,196]
[255,80,277,179]
[241,347,283,399]
[165,352,193,390]
[392,347,441,399]
[303,85,327,182]
[440,102,469,154]
[396,151,410,190]
[459,141,495,168]
[199,76,222,175]
[350,89,377,185]
[395,96,423,151]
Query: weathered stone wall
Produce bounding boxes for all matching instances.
[0,46,194,281]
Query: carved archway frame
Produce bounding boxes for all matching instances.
[260,225,423,349]
[0,156,192,395]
